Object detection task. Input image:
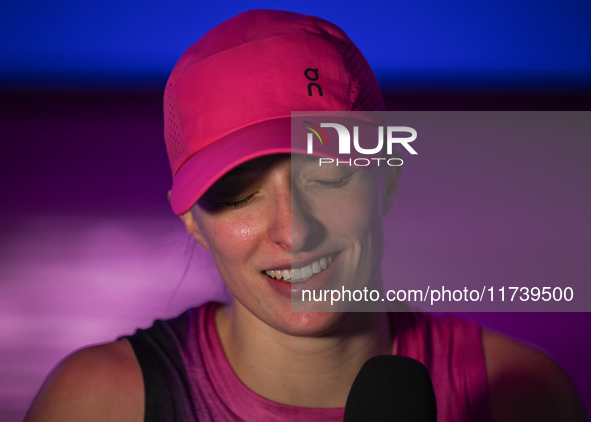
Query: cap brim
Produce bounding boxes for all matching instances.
[171,117,305,215]
[171,114,385,215]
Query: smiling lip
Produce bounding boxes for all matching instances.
[263,253,341,299]
[263,253,338,283]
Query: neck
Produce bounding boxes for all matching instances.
[215,298,393,408]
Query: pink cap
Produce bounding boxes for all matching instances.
[164,10,384,215]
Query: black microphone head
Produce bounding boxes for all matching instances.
[343,355,437,422]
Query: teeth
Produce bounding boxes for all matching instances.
[301,265,313,278]
[312,261,321,274]
[264,254,335,283]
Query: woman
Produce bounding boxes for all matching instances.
[25,10,586,422]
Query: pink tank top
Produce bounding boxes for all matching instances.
[125,303,491,421]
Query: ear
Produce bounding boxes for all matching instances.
[381,164,400,215]
[179,210,211,251]
[168,191,210,251]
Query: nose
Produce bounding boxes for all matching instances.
[268,182,320,253]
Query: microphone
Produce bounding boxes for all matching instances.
[343,355,437,422]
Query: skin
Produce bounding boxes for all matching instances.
[24,155,587,421]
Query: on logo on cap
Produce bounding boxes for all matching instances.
[305,68,323,96]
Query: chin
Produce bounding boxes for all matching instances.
[266,308,352,338]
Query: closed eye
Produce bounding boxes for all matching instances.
[312,169,356,188]
[199,190,260,211]
[314,178,349,188]
[222,193,257,209]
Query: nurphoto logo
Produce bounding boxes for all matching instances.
[304,122,418,167]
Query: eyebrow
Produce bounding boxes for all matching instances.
[206,154,293,196]
[208,172,259,193]
[217,164,268,183]
[203,161,270,201]
[292,154,321,163]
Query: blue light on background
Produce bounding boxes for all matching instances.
[1,0,590,90]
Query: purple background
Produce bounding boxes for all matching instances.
[381,111,590,311]
[1,92,589,420]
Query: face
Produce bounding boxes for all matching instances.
[182,154,397,337]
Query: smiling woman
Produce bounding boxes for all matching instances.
[185,154,391,336]
[23,9,587,422]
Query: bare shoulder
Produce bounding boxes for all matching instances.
[482,329,588,422]
[24,339,144,422]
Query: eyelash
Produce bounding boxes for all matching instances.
[224,193,257,208]
[313,172,354,188]
[315,179,347,188]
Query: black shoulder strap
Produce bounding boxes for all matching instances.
[122,317,198,422]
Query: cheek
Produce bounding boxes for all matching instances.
[325,180,385,268]
[238,225,255,242]
[203,215,263,272]
[324,183,382,233]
